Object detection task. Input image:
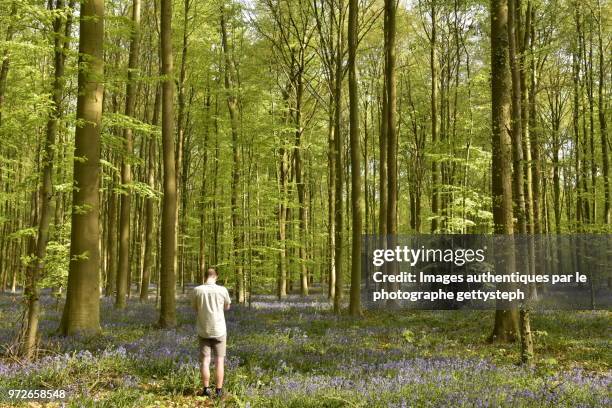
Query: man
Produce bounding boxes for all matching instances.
[192,267,231,398]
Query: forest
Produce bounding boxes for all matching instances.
[0,0,610,406]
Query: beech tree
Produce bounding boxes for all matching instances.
[59,0,104,336]
[159,0,177,328]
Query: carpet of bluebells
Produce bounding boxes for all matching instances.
[0,289,610,407]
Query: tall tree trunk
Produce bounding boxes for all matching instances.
[212,95,220,267]
[597,0,609,225]
[327,94,336,299]
[106,172,118,296]
[22,0,73,358]
[572,6,583,230]
[175,0,191,297]
[509,0,533,364]
[508,0,526,235]
[179,88,194,294]
[141,86,160,301]
[430,1,439,233]
[0,4,18,279]
[117,0,141,309]
[220,6,244,303]
[158,0,177,328]
[278,141,288,299]
[379,1,388,240]
[105,96,120,297]
[386,0,397,237]
[586,26,596,224]
[518,1,533,234]
[379,95,388,238]
[294,77,309,296]
[59,0,104,336]
[528,5,541,234]
[489,0,518,343]
[348,0,361,316]
[385,0,398,304]
[198,86,211,286]
[333,2,344,313]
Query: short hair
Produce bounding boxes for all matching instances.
[205,268,218,279]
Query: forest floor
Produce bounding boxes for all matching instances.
[0,289,610,407]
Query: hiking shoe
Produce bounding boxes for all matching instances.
[215,388,223,398]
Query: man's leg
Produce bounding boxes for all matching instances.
[214,356,224,388]
[201,354,211,388]
[213,336,227,397]
[199,338,212,391]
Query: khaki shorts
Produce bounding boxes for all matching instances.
[199,335,227,359]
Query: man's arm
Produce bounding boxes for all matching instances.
[224,289,231,311]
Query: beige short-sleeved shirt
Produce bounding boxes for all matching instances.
[192,283,231,339]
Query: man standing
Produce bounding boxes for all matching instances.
[192,267,231,398]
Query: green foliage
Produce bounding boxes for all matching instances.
[39,240,70,289]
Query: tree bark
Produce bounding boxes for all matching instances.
[175,0,191,296]
[509,0,533,364]
[59,0,104,336]
[220,6,245,303]
[384,0,399,306]
[430,1,439,233]
[159,0,177,328]
[386,0,397,239]
[597,0,609,224]
[489,0,519,343]
[117,0,141,309]
[141,86,160,301]
[333,0,344,312]
[327,94,336,299]
[294,76,309,296]
[528,5,541,234]
[347,0,361,316]
[198,86,210,286]
[22,0,74,357]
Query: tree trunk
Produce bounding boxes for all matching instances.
[384,0,399,305]
[141,86,160,301]
[327,94,336,299]
[59,0,104,336]
[106,174,118,296]
[278,142,288,299]
[198,86,211,286]
[430,1,439,233]
[117,0,141,309]
[597,0,609,224]
[22,0,74,357]
[294,77,309,296]
[489,0,518,343]
[158,0,177,328]
[386,0,397,238]
[348,0,361,317]
[509,0,533,364]
[528,5,541,234]
[175,0,191,297]
[572,6,583,230]
[220,6,245,303]
[333,2,344,313]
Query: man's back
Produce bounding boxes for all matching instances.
[192,283,231,339]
